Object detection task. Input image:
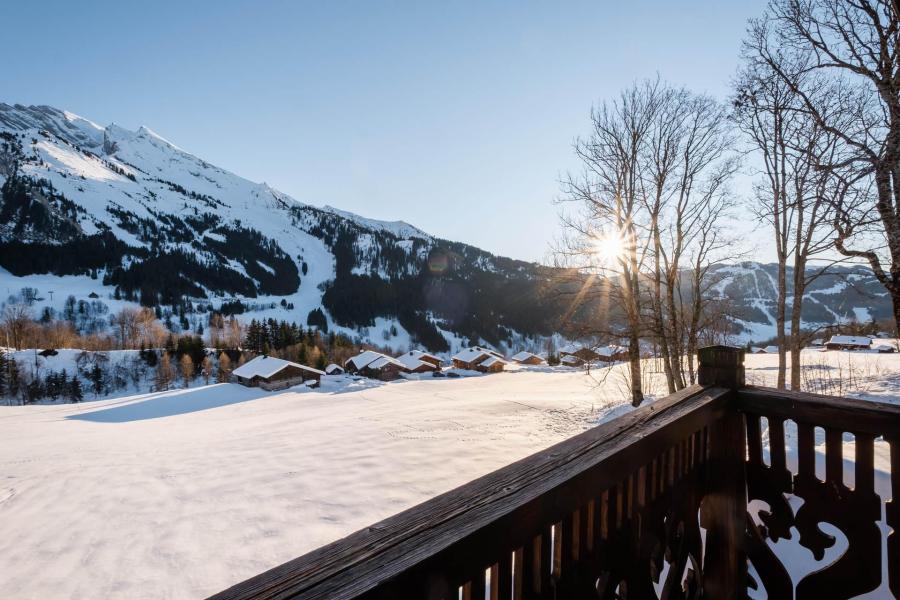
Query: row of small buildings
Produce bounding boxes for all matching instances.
[231,341,632,389]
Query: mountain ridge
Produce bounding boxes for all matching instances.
[0,103,892,351]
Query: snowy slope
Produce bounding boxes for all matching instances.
[0,352,897,599]
[0,103,551,352]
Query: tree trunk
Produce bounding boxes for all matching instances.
[629,334,643,407]
[789,271,804,391]
[775,260,787,389]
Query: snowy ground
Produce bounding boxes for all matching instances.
[0,352,897,599]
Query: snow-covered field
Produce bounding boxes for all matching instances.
[0,351,897,599]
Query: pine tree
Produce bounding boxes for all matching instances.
[89,364,105,397]
[68,377,83,403]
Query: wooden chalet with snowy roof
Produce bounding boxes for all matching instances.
[231,355,324,390]
[825,335,872,351]
[511,350,544,365]
[451,347,508,373]
[395,350,441,374]
[344,350,407,380]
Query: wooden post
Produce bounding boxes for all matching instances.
[699,345,747,597]
[697,345,745,389]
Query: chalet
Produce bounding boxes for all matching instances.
[875,344,896,353]
[451,347,508,373]
[825,335,872,351]
[809,339,825,348]
[749,347,765,354]
[395,351,439,374]
[232,355,324,391]
[763,345,779,354]
[560,354,583,367]
[478,355,507,373]
[325,363,344,375]
[402,350,443,369]
[559,344,601,363]
[596,345,628,363]
[344,350,406,380]
[511,351,544,365]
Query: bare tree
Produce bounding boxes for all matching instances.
[2,300,33,351]
[201,356,213,385]
[155,352,173,392]
[751,0,900,333]
[558,80,665,406]
[217,352,232,383]
[556,80,738,403]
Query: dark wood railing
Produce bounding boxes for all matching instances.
[211,346,899,599]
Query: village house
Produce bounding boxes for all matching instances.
[511,350,544,365]
[559,344,601,363]
[325,363,344,375]
[232,355,324,390]
[344,350,407,380]
[395,350,440,374]
[595,345,628,363]
[560,354,584,367]
[825,335,872,351]
[451,347,508,373]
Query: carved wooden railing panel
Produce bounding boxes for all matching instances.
[737,387,900,599]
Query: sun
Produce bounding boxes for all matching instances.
[593,231,626,266]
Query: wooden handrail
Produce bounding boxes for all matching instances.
[736,385,900,436]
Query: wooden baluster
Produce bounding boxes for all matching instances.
[470,568,485,600]
[769,417,791,490]
[600,489,610,542]
[461,581,472,600]
[586,500,596,554]
[496,553,513,600]
[539,526,552,596]
[796,422,815,484]
[746,413,762,466]
[855,433,875,496]
[887,436,899,598]
[520,537,539,600]
[512,548,524,600]
[825,428,844,490]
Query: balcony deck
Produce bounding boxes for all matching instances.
[210,346,899,599]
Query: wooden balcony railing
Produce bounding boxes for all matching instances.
[210,346,899,599]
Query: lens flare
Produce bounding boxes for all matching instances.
[593,231,625,266]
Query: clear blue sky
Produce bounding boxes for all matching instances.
[4,0,766,262]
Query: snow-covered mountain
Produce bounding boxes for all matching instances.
[0,104,891,351]
[706,262,891,341]
[0,104,564,352]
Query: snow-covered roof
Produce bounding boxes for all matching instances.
[367,355,405,370]
[560,354,581,364]
[452,347,493,363]
[395,352,436,371]
[827,335,872,346]
[511,351,542,362]
[596,345,627,357]
[750,347,764,353]
[325,363,343,374]
[763,345,779,353]
[232,355,323,379]
[480,356,507,368]
[810,339,824,346]
[345,350,387,370]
